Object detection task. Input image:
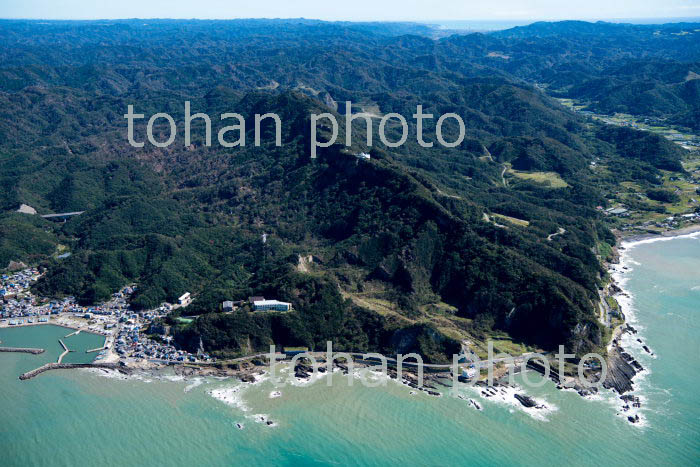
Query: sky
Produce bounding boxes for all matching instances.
[1,0,699,22]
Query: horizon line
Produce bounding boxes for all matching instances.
[1,16,699,24]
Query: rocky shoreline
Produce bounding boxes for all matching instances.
[188,225,690,424]
[518,236,652,425]
[134,355,555,415]
[603,338,639,395]
[594,227,687,423]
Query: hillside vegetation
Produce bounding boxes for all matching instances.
[0,19,694,360]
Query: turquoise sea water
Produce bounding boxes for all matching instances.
[1,234,698,466]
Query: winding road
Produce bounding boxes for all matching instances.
[547,227,566,241]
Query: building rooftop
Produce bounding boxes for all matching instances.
[253,300,290,306]
[606,207,629,215]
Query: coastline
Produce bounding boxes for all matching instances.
[1,301,653,424]
[0,321,79,331]
[0,320,107,339]
[4,228,697,426]
[616,222,700,244]
[91,358,561,421]
[599,253,644,423]
[599,227,700,424]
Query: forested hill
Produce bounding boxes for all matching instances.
[482,21,700,130]
[0,19,691,360]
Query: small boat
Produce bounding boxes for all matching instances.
[235,423,244,430]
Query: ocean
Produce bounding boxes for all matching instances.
[1,233,698,466]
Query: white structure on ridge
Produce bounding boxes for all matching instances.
[252,299,291,312]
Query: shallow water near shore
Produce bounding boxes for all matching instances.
[0,234,698,466]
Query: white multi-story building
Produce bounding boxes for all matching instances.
[252,300,291,312]
[178,292,191,306]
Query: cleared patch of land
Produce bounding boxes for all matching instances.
[491,213,530,227]
[508,169,569,188]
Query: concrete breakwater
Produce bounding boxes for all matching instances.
[86,336,108,353]
[57,339,71,363]
[0,346,45,354]
[19,362,120,380]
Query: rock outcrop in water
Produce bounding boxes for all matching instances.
[603,346,637,394]
[526,359,561,383]
[294,360,314,379]
[514,394,538,408]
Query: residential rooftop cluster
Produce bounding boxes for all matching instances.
[2,268,298,364]
[113,322,206,363]
[0,270,206,364]
[0,268,41,300]
[618,211,700,232]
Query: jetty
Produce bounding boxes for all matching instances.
[19,362,120,381]
[57,339,71,363]
[0,346,45,355]
[86,335,109,353]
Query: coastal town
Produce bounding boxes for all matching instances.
[0,267,299,370]
[0,269,205,365]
